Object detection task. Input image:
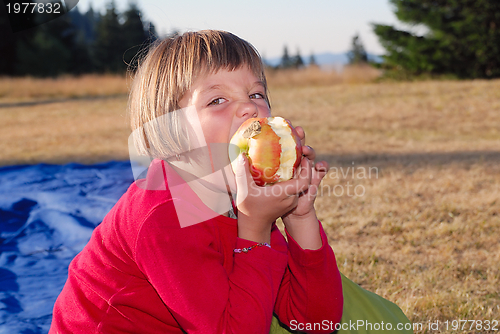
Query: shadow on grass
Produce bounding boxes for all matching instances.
[1,150,499,170]
[318,150,500,168]
[0,154,131,168]
[0,94,127,109]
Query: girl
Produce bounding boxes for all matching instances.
[50,30,343,333]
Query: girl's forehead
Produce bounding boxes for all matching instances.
[194,66,260,85]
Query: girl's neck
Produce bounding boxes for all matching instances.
[166,152,235,218]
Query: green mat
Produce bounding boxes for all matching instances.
[270,272,414,333]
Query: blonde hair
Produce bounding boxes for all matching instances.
[128,30,268,159]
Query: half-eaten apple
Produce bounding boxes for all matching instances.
[229,116,302,186]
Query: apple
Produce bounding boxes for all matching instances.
[229,116,302,186]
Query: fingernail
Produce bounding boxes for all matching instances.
[238,153,245,165]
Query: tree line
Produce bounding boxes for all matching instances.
[2,0,499,79]
[373,0,500,79]
[276,0,500,79]
[273,34,371,70]
[0,1,158,77]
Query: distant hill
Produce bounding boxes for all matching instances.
[264,52,383,68]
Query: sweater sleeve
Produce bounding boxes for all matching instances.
[135,200,288,334]
[274,222,343,333]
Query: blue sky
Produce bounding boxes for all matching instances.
[76,0,399,58]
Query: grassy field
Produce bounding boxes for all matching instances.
[1,69,499,333]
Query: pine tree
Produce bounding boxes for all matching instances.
[0,4,18,75]
[67,8,94,74]
[16,29,72,76]
[145,21,159,42]
[373,0,500,78]
[92,0,125,73]
[2,0,156,76]
[279,45,293,69]
[15,2,76,76]
[291,49,304,68]
[347,33,368,64]
[83,4,99,44]
[309,53,318,67]
[122,2,148,70]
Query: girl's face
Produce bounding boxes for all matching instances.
[179,66,271,147]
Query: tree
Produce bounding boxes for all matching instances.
[15,2,77,76]
[2,0,156,76]
[347,33,368,64]
[278,46,304,69]
[279,45,293,69]
[122,2,148,69]
[309,53,318,67]
[373,0,500,78]
[16,29,72,76]
[0,5,20,75]
[291,49,304,68]
[92,0,125,73]
[92,1,155,73]
[82,4,99,44]
[0,0,37,75]
[67,8,94,74]
[145,21,159,42]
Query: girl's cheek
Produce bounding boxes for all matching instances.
[261,106,271,117]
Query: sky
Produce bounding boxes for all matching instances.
[75,0,400,59]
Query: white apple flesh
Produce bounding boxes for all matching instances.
[229,117,302,186]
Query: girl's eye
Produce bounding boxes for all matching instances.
[250,93,265,100]
[208,98,226,106]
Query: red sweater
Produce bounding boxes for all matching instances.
[50,159,343,333]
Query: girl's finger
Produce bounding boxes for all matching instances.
[315,161,329,174]
[310,161,329,187]
[294,125,306,147]
[301,145,316,161]
[269,157,311,197]
[296,157,313,193]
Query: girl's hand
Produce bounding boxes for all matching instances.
[285,125,329,218]
[285,156,329,219]
[282,125,329,250]
[233,153,310,244]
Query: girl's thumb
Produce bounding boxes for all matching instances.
[234,153,248,179]
[233,153,252,203]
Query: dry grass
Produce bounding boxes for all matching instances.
[0,74,129,103]
[269,75,500,333]
[266,64,382,87]
[2,72,500,333]
[316,165,499,333]
[0,97,130,165]
[268,78,500,155]
[0,74,132,165]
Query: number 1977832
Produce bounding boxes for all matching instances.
[444,319,498,331]
[6,2,61,14]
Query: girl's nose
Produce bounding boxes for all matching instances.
[235,101,270,119]
[236,100,259,119]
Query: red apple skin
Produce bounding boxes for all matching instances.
[230,117,302,186]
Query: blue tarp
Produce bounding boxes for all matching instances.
[0,161,134,334]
